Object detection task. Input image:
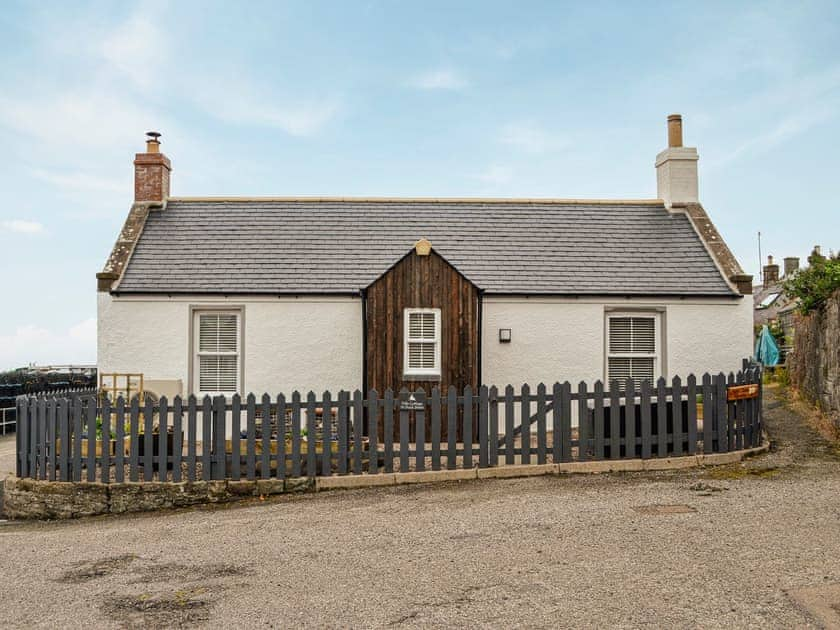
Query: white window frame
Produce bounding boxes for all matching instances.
[403,307,442,378]
[192,309,242,396]
[605,312,662,383]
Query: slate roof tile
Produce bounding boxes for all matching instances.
[115,199,737,296]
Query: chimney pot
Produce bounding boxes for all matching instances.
[145,131,161,153]
[667,114,683,147]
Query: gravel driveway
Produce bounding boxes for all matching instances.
[1,386,839,629]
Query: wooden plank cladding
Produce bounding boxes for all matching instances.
[365,249,479,441]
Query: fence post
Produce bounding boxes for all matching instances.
[672,375,683,457]
[381,390,392,474]
[129,396,139,482]
[504,385,515,465]
[702,374,713,454]
[463,385,473,469]
[217,395,230,481]
[624,379,636,459]
[16,398,26,478]
[593,381,604,461]
[276,393,286,479]
[306,392,317,479]
[686,375,697,456]
[200,396,211,482]
[489,386,499,467]
[535,383,547,465]
[640,380,651,459]
[414,389,426,473]
[479,385,489,468]
[447,387,458,470]
[365,390,376,475]
[353,390,364,475]
[263,393,273,480]
[578,382,589,461]
[172,396,182,483]
[87,396,97,482]
[101,396,111,484]
[656,378,668,458]
[290,392,300,478]
[187,395,197,482]
[323,391,335,477]
[431,387,442,470]
[715,373,728,453]
[520,384,531,465]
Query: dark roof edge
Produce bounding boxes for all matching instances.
[166,196,665,205]
[111,289,742,300]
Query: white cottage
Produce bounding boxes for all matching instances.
[97,115,753,402]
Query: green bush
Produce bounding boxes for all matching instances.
[783,248,840,315]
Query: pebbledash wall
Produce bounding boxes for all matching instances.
[98,294,363,395]
[98,292,751,398]
[482,296,753,387]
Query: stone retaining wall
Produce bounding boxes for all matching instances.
[790,289,840,421]
[1,442,768,520]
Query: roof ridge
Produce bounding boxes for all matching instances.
[166,196,664,205]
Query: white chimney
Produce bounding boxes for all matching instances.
[655,114,699,208]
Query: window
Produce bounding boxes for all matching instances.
[757,292,780,309]
[194,311,241,394]
[403,308,441,377]
[606,313,660,383]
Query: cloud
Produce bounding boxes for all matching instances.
[473,165,513,185]
[0,90,165,150]
[0,317,96,371]
[207,96,339,136]
[100,14,167,89]
[499,122,566,154]
[407,68,468,90]
[1,220,44,234]
[31,168,125,194]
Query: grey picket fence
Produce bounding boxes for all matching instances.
[16,367,762,484]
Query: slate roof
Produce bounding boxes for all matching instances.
[115,199,738,296]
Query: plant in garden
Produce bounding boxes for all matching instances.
[783,248,840,315]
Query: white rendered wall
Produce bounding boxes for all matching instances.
[482,296,752,389]
[97,294,363,397]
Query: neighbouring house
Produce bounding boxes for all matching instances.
[97,115,753,402]
[753,254,803,360]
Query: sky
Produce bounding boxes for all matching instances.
[0,0,838,371]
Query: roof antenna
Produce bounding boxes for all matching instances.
[757,231,762,283]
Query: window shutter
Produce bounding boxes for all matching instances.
[196,312,239,393]
[199,314,238,353]
[408,312,436,340]
[607,315,657,383]
[404,309,441,375]
[608,357,655,382]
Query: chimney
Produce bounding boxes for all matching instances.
[763,255,780,288]
[134,131,171,203]
[655,114,699,208]
[783,257,799,277]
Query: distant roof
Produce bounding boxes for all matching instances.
[115,198,737,296]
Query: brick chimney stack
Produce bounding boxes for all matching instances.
[134,131,171,203]
[655,114,699,208]
[763,255,780,288]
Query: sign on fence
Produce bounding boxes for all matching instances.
[727,384,760,401]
